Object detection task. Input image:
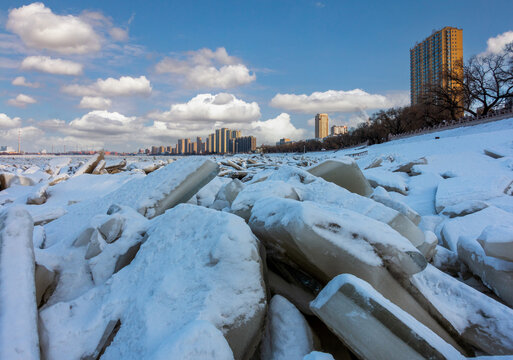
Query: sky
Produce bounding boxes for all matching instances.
[0,0,512,152]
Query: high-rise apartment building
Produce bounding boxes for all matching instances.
[410,26,463,107]
[215,128,230,154]
[331,125,348,136]
[235,136,256,153]
[315,113,329,139]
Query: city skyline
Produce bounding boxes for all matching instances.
[0,1,512,152]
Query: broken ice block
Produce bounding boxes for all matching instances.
[249,198,461,349]
[458,236,513,308]
[410,264,513,355]
[0,172,35,190]
[371,186,421,225]
[84,229,107,259]
[98,215,125,243]
[310,274,464,360]
[211,179,245,210]
[308,158,373,196]
[26,183,48,205]
[364,168,409,195]
[35,263,57,307]
[73,151,105,177]
[435,175,512,213]
[477,225,513,262]
[260,295,314,360]
[92,159,106,174]
[0,206,39,360]
[45,158,219,248]
[40,205,266,360]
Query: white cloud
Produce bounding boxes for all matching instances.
[78,96,112,109]
[67,110,140,135]
[0,113,21,129]
[148,93,260,122]
[155,47,256,89]
[483,31,513,55]
[12,76,40,88]
[21,56,83,75]
[109,27,129,42]
[0,125,46,151]
[7,94,37,108]
[270,89,408,113]
[249,113,306,144]
[6,3,101,54]
[62,75,152,97]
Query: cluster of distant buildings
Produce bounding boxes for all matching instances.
[141,128,257,155]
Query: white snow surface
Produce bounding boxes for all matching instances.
[39,204,265,360]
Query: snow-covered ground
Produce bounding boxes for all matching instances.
[1,117,513,359]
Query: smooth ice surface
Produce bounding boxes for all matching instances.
[0,206,39,360]
[310,274,464,360]
[308,158,373,196]
[303,352,335,360]
[261,295,314,360]
[40,205,265,360]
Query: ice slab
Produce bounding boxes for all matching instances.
[260,295,314,360]
[249,198,460,349]
[364,168,409,195]
[411,264,513,355]
[435,175,512,213]
[73,151,104,177]
[477,225,513,262]
[371,186,421,225]
[441,206,513,252]
[0,206,39,360]
[40,205,266,360]
[308,158,373,196]
[458,236,513,308]
[45,158,219,248]
[310,274,464,360]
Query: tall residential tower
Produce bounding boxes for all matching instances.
[410,26,463,107]
[315,113,329,139]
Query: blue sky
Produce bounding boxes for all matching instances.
[0,0,512,152]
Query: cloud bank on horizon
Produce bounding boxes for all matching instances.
[0,2,510,152]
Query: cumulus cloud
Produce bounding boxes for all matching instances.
[62,75,152,97]
[148,93,260,122]
[249,113,306,144]
[270,89,409,113]
[7,94,37,107]
[12,76,40,88]
[155,47,256,89]
[0,113,21,129]
[21,56,83,75]
[483,31,513,55]
[78,96,112,109]
[6,2,101,54]
[66,110,140,136]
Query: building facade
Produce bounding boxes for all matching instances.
[331,125,348,136]
[235,136,256,153]
[315,113,329,139]
[410,26,463,108]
